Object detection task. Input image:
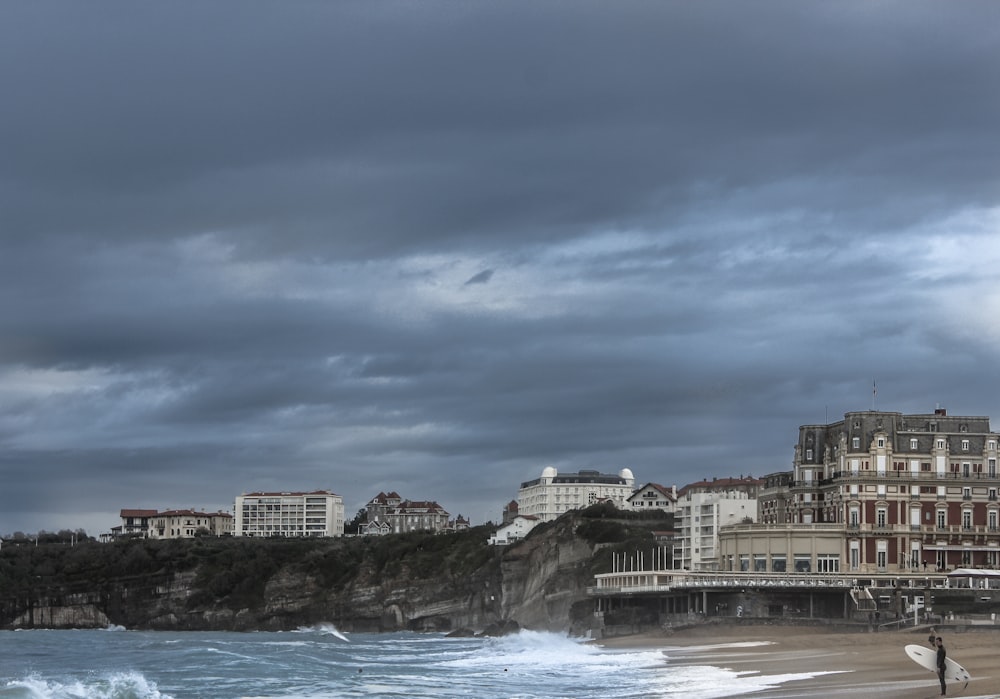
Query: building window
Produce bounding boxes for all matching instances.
[937,510,946,529]
[937,439,945,449]
[876,508,887,527]
[962,439,970,451]
[805,448,813,460]
[878,438,885,448]
[911,438,918,450]
[816,554,840,573]
[852,437,860,449]
[962,510,972,530]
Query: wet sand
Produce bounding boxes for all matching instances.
[599,623,1000,698]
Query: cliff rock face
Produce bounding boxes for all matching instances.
[11,593,110,629]
[499,520,598,632]
[1,516,612,634]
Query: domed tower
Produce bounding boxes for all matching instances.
[619,468,635,487]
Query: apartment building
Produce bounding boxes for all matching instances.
[235,490,345,538]
[673,476,761,570]
[517,467,636,522]
[719,408,1000,574]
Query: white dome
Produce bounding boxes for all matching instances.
[619,468,634,480]
[541,466,558,479]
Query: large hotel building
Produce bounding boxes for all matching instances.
[234,491,345,538]
[517,467,636,522]
[721,408,1000,573]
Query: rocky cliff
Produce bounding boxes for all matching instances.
[0,509,667,633]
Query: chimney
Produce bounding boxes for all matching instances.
[935,407,947,416]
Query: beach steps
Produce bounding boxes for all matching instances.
[850,586,877,611]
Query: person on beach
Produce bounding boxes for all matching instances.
[928,626,936,647]
[936,636,947,696]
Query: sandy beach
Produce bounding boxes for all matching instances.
[599,623,1000,698]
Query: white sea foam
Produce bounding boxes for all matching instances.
[0,672,171,699]
[294,622,350,642]
[435,631,848,699]
[0,628,854,699]
[662,640,775,652]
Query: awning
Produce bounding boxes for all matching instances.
[947,568,1000,577]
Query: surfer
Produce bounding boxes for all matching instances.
[935,636,946,696]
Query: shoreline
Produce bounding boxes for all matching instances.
[599,623,1000,698]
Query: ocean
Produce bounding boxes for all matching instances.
[0,626,826,698]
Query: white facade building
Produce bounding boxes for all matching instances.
[517,467,636,522]
[111,508,232,540]
[627,483,677,512]
[235,490,345,538]
[673,477,760,571]
[488,515,540,545]
[149,510,234,539]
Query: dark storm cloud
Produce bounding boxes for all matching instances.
[464,270,494,286]
[1,2,999,534]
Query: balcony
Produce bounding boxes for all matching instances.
[796,470,1000,486]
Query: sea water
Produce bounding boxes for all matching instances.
[0,626,826,698]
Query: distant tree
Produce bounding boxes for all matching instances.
[37,530,61,545]
[346,508,367,534]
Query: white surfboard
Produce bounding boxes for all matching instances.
[904,644,971,685]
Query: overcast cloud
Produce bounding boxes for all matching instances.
[2,2,999,535]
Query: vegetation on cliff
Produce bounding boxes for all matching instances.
[1,506,672,631]
[1,525,498,618]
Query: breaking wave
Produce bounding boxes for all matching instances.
[0,671,171,699]
[295,622,350,641]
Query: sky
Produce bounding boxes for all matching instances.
[2,2,999,537]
